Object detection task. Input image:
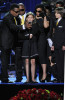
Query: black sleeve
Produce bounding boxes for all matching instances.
[47,18,54,39]
[0,20,3,47]
[63,21,65,46]
[32,23,40,36]
[3,17,23,33]
[46,16,50,21]
[18,30,29,40]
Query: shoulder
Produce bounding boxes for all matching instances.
[3,13,13,21]
[61,18,65,25]
[4,12,10,18]
[62,18,65,22]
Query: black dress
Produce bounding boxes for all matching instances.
[22,24,39,59]
[36,18,47,64]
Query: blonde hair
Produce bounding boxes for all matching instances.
[26,12,35,18]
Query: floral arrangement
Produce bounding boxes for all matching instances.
[9,88,63,100]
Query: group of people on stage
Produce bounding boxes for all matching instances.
[0,0,65,83]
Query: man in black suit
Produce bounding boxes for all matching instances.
[15,3,26,82]
[0,4,23,83]
[51,7,65,83]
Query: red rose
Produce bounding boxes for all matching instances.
[9,96,18,100]
[9,88,62,100]
[26,89,32,94]
[32,88,36,93]
[22,94,27,98]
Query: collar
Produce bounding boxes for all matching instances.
[57,17,62,23]
[19,13,26,17]
[9,12,17,19]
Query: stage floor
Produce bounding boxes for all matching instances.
[0,71,64,85]
[0,71,64,100]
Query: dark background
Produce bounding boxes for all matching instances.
[0,84,64,100]
[0,0,65,19]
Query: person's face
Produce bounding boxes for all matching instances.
[36,8,42,17]
[10,8,19,17]
[25,15,34,29]
[19,5,25,15]
[55,11,61,19]
[26,15,34,22]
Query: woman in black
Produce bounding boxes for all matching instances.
[35,4,49,82]
[22,12,39,83]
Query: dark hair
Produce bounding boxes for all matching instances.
[56,1,64,7]
[55,7,64,16]
[10,3,19,10]
[45,5,52,12]
[34,4,44,13]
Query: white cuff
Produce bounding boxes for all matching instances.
[22,25,26,30]
[47,38,53,47]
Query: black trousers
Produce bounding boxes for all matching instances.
[55,49,64,82]
[1,48,11,81]
[15,46,23,81]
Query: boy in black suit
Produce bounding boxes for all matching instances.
[51,7,65,83]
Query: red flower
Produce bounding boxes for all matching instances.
[9,88,63,100]
[9,96,18,100]
[26,89,32,94]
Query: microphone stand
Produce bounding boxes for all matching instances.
[28,28,32,82]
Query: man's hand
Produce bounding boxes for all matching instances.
[62,46,65,51]
[51,46,54,51]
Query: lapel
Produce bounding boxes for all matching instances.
[56,18,62,27]
[9,13,15,24]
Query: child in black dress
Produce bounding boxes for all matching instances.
[22,12,38,83]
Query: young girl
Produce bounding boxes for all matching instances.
[51,7,65,83]
[22,12,38,83]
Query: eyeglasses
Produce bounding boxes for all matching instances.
[36,10,42,13]
[13,10,19,13]
[19,9,25,11]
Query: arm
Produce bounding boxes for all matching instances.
[47,18,54,38]
[32,23,40,36]
[62,21,65,50]
[44,16,49,28]
[3,17,23,32]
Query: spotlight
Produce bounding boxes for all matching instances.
[3,2,6,5]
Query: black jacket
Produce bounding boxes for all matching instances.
[53,18,65,49]
[0,20,3,48]
[0,13,23,49]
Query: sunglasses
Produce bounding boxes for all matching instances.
[13,10,19,13]
[19,9,25,11]
[36,10,42,13]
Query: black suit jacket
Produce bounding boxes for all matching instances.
[53,18,65,49]
[0,13,22,49]
[0,20,3,48]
